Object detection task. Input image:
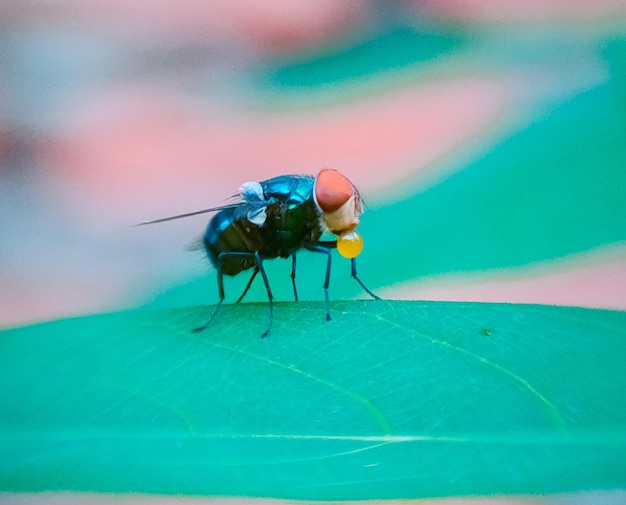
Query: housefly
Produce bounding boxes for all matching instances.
[137,168,379,337]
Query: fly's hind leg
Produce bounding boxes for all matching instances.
[193,252,229,332]
[235,266,259,304]
[192,252,274,337]
[253,251,274,338]
[290,254,299,301]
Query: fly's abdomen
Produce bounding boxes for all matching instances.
[204,209,263,276]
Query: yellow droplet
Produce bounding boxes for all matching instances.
[337,230,363,258]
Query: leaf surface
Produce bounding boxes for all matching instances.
[1,301,625,500]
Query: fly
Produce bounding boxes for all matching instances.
[137,168,380,337]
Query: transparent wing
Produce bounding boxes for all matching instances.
[134,180,276,226]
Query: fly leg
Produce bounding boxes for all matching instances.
[253,251,274,338]
[235,266,259,304]
[314,239,381,300]
[193,252,261,333]
[193,252,229,332]
[305,244,333,321]
[290,254,299,301]
[351,257,381,300]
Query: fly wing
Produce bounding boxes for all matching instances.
[236,181,276,226]
[134,203,246,226]
[134,180,276,226]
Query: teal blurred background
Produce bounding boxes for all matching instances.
[1,0,626,328]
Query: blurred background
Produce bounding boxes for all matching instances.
[1,0,626,328]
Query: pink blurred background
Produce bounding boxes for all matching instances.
[2,0,626,328]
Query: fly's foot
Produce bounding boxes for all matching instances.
[191,299,223,333]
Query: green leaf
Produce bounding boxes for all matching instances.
[2,301,625,500]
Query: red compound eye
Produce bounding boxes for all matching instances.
[314,169,354,213]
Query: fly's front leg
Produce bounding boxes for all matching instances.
[351,257,381,300]
[314,239,380,301]
[305,244,333,321]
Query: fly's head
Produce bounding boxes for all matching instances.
[314,168,365,258]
